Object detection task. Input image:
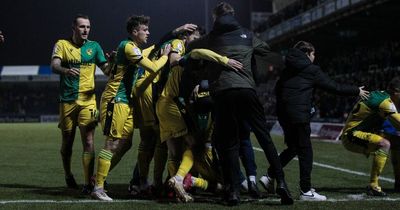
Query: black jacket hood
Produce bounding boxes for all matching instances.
[285,48,312,71]
[211,15,241,35]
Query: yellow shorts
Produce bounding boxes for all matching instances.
[341,130,383,155]
[134,84,156,127]
[58,100,98,131]
[156,97,187,142]
[100,99,134,140]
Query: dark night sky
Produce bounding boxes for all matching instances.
[0,0,252,65]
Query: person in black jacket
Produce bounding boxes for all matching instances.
[261,41,369,201]
[189,2,293,206]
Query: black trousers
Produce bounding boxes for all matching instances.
[270,121,312,192]
[213,88,285,192]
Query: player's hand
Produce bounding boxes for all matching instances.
[191,85,200,100]
[358,86,369,100]
[173,24,198,35]
[106,50,117,62]
[160,44,171,56]
[226,59,243,72]
[65,68,80,77]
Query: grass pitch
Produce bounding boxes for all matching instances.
[1,123,400,209]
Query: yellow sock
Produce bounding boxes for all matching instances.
[370,149,388,188]
[176,149,194,178]
[96,149,113,188]
[82,151,95,185]
[193,177,208,190]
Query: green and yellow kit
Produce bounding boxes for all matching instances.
[52,39,107,104]
[341,90,400,154]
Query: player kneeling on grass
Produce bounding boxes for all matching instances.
[341,76,400,196]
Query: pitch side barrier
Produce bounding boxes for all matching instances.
[270,121,344,142]
[0,65,108,82]
[0,115,59,123]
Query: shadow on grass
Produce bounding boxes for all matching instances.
[318,187,366,194]
[315,186,400,195]
[0,183,83,198]
[0,183,288,206]
[0,183,143,199]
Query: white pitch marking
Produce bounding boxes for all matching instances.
[3,197,400,204]
[0,199,152,204]
[252,147,395,183]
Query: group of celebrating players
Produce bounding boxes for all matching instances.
[50,1,400,206]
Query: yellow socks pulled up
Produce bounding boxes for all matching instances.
[370,149,388,188]
[96,149,113,189]
[82,151,95,185]
[193,177,208,190]
[176,149,194,178]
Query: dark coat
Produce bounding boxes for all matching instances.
[276,48,359,123]
[188,15,274,94]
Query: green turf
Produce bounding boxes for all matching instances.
[1,123,400,209]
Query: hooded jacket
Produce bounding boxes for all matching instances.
[188,15,274,94]
[276,48,359,123]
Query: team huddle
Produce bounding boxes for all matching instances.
[50,2,400,206]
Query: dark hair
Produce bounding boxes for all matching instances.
[126,15,150,34]
[293,41,315,54]
[197,26,206,36]
[387,77,400,95]
[213,2,235,17]
[72,14,89,26]
[178,25,206,38]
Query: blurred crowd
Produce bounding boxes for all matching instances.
[257,40,400,122]
[254,0,331,33]
[1,40,399,123]
[0,83,58,116]
[0,83,106,116]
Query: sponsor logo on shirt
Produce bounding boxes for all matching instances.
[133,47,142,57]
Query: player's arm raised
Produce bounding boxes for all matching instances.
[138,44,171,73]
[177,48,243,72]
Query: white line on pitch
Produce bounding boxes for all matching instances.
[252,147,395,183]
[0,199,152,204]
[2,196,400,204]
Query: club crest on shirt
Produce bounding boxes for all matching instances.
[86,48,93,56]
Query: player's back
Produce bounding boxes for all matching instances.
[160,39,186,99]
[343,91,390,133]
